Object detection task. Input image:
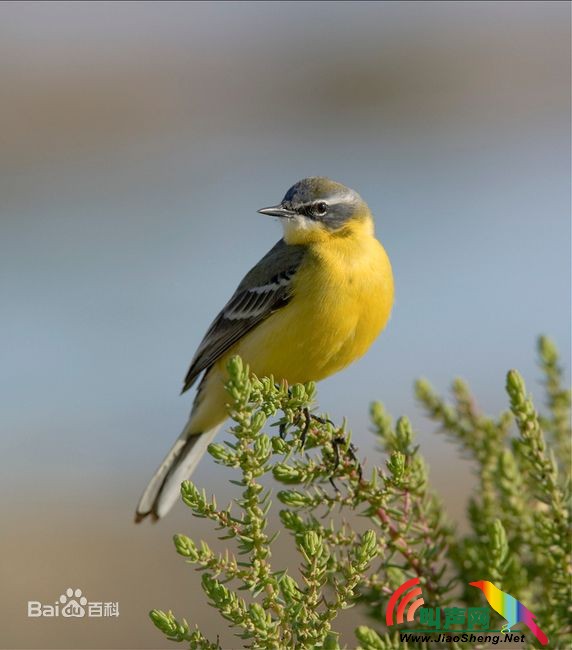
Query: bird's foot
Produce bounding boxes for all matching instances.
[330,436,363,483]
[296,407,334,447]
[284,408,363,485]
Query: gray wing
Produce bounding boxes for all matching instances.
[182,239,306,393]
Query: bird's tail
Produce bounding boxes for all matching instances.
[135,422,220,522]
[526,619,549,646]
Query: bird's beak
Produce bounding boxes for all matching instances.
[469,582,481,588]
[257,204,295,219]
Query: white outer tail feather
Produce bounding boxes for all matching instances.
[136,422,221,521]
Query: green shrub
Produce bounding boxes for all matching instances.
[151,337,570,649]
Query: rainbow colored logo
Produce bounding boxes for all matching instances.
[469,581,548,646]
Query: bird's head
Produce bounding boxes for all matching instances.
[258,177,372,245]
[469,580,490,591]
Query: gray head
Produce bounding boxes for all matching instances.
[258,177,371,238]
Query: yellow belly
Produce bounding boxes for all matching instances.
[189,232,394,433]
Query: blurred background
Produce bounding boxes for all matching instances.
[0,1,569,648]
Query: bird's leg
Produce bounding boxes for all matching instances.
[331,436,344,471]
[294,409,363,485]
[296,407,334,447]
[347,442,363,482]
[330,436,363,482]
[309,413,335,427]
[277,382,297,439]
[299,407,312,447]
[277,382,287,438]
[282,408,311,447]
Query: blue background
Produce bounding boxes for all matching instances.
[0,2,569,648]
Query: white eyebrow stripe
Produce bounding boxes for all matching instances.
[299,191,356,209]
[327,190,356,204]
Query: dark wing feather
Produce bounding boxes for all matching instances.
[182,239,305,393]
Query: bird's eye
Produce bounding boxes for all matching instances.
[313,202,328,217]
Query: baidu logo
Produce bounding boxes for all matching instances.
[27,587,119,619]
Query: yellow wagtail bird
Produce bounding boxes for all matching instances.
[135,177,394,522]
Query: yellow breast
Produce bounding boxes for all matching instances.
[189,215,393,433]
[233,217,394,384]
